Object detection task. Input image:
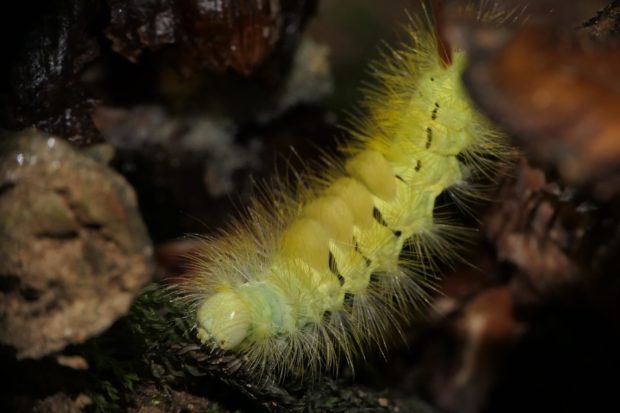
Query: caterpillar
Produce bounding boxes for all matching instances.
[177,2,513,382]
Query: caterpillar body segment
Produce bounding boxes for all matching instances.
[181,9,512,381]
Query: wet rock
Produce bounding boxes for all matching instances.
[0,0,101,146]
[0,129,154,359]
[105,0,318,77]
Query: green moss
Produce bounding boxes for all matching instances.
[80,283,433,413]
[81,283,194,412]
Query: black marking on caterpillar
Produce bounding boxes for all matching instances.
[373,207,390,227]
[432,103,439,120]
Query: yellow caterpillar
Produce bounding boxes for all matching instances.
[178,3,512,381]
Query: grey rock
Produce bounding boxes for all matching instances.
[0,129,154,359]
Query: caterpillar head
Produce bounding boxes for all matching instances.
[196,290,251,350]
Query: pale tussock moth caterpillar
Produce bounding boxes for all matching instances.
[176,1,515,381]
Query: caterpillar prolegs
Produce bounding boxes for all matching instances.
[179,4,512,381]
